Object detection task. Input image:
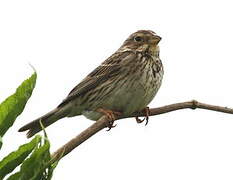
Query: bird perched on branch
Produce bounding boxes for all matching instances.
[19,30,164,138]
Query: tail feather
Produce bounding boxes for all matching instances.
[19,107,70,138]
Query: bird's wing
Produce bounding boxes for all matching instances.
[58,50,135,107]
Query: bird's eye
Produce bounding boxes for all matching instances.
[134,36,143,42]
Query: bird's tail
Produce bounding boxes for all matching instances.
[18,106,70,138]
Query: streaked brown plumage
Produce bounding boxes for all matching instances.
[19,30,164,138]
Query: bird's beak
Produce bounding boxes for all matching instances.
[150,35,162,45]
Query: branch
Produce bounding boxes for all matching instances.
[51,100,233,163]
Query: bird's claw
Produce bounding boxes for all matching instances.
[97,108,121,131]
[106,121,117,131]
[135,107,150,126]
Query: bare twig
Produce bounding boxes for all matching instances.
[51,100,233,163]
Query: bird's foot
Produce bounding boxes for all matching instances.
[97,108,121,131]
[135,107,150,126]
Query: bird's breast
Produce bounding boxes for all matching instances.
[81,53,163,121]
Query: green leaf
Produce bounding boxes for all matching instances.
[6,172,20,180]
[7,137,56,180]
[0,136,2,150]
[20,140,50,180]
[0,135,41,179]
[0,72,37,137]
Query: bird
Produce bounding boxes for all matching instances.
[19,30,164,138]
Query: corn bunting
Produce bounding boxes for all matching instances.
[19,30,164,137]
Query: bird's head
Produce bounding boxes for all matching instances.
[120,30,161,56]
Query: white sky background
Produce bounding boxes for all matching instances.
[1,0,233,179]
